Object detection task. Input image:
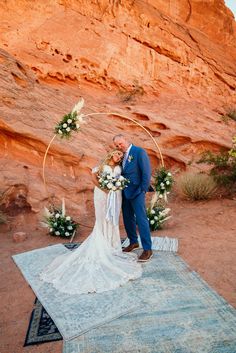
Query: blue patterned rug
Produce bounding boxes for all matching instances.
[63,254,236,353]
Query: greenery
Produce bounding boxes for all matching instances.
[55,99,84,138]
[197,136,236,187]
[42,199,78,238]
[147,206,171,231]
[177,172,217,200]
[153,167,173,201]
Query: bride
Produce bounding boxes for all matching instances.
[40,150,142,294]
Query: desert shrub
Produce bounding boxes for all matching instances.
[177,172,217,200]
[197,136,236,187]
[221,109,236,123]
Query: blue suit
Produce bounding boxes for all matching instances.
[122,145,152,250]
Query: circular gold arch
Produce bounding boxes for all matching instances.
[42,112,164,189]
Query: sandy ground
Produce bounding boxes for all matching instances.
[0,197,236,353]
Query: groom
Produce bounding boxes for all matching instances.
[113,134,153,262]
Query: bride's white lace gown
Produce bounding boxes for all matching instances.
[40,165,142,294]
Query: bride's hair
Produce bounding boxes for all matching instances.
[98,150,122,173]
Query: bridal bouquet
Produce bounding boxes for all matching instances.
[153,167,173,201]
[98,172,130,191]
[147,206,171,231]
[41,199,78,238]
[55,98,85,138]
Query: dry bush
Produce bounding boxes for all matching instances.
[177,173,217,201]
[0,210,7,224]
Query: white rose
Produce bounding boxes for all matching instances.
[55,213,60,218]
[67,119,72,124]
[66,127,70,132]
[58,130,63,134]
[107,175,112,180]
[67,225,73,230]
[150,220,155,225]
[154,216,158,220]
[159,194,163,198]
[167,172,172,176]
[115,181,121,187]
[107,183,113,189]
[55,231,60,235]
[66,216,71,221]
[65,232,70,236]
[63,123,67,128]
[160,182,164,187]
[151,210,155,214]
[166,181,170,185]
[161,185,165,189]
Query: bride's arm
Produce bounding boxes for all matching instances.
[91,171,100,188]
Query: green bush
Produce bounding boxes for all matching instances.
[177,173,217,200]
[197,136,236,187]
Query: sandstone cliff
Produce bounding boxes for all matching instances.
[0,0,235,221]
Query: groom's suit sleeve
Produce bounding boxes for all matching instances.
[138,149,151,192]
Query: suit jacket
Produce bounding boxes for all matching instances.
[122,145,151,199]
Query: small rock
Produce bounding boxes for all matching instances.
[13,232,27,243]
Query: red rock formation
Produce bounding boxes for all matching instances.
[0,0,235,224]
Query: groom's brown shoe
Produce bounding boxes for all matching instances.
[122,243,140,252]
[138,250,153,262]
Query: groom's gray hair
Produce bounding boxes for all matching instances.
[113,134,127,141]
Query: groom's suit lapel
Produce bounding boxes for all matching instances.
[123,145,135,171]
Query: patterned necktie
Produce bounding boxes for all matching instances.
[122,151,128,169]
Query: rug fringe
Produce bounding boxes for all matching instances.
[122,236,178,252]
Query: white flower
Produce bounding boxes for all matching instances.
[76,123,80,129]
[55,231,60,235]
[66,127,71,132]
[65,232,70,237]
[160,183,164,187]
[167,191,170,194]
[104,180,108,184]
[67,225,73,230]
[58,129,63,134]
[154,216,158,220]
[67,118,72,124]
[63,123,67,128]
[159,194,163,198]
[161,185,165,189]
[71,98,84,114]
[150,220,155,225]
[115,181,121,187]
[50,228,53,232]
[167,172,172,176]
[55,213,60,219]
[66,216,71,221]
[107,175,112,180]
[151,210,155,214]
[107,183,113,189]
[166,180,170,185]
[119,176,125,180]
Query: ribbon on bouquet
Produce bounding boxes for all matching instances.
[106,191,120,226]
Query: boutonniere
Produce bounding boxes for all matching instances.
[128,155,134,163]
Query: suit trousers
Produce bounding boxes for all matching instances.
[122,192,152,250]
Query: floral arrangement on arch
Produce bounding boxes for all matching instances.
[55,99,85,138]
[41,199,79,238]
[147,206,171,231]
[153,167,173,201]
